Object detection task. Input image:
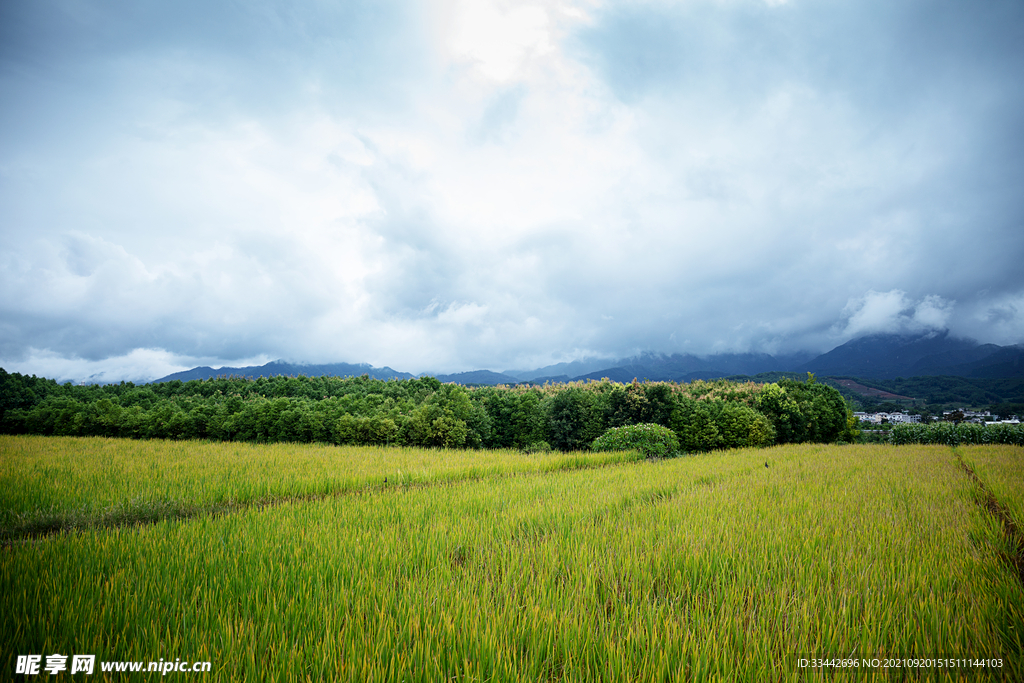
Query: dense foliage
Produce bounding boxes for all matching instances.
[0,369,853,452]
[591,423,680,458]
[825,375,1024,411]
[888,422,1024,446]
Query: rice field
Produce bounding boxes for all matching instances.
[959,445,1024,531]
[0,435,639,540]
[1,438,1022,681]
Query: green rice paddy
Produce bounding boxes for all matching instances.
[1,436,1021,681]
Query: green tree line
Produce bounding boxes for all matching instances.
[888,422,1024,446]
[0,369,855,452]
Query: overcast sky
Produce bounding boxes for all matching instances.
[2,0,1023,382]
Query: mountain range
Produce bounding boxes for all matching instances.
[151,332,1024,385]
[797,333,1024,379]
[154,360,415,383]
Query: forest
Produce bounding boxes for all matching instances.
[0,369,855,452]
[827,375,1024,414]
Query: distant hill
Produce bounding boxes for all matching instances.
[152,360,414,383]
[150,333,1023,388]
[430,370,521,385]
[799,332,1024,379]
[947,345,1024,378]
[517,375,573,385]
[503,358,618,382]
[570,351,814,383]
[830,379,917,401]
[842,375,1024,408]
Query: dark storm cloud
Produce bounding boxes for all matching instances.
[576,1,1024,111]
[569,0,1024,338]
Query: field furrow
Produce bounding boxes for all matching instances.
[959,445,1024,535]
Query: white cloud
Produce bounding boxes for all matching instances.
[955,291,1024,347]
[1,0,1022,382]
[0,348,272,385]
[444,1,554,82]
[836,290,955,340]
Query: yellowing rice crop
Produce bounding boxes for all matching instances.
[959,444,1024,531]
[0,435,638,539]
[1,439,1022,681]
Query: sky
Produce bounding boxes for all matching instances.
[1,0,1023,383]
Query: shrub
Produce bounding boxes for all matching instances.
[591,423,679,459]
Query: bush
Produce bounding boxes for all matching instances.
[523,441,552,454]
[591,423,679,459]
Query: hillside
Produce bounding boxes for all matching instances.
[147,332,1024,388]
[799,333,1024,379]
[152,360,414,383]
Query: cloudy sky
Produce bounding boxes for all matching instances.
[2,0,1023,382]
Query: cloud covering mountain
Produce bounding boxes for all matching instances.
[2,0,1023,384]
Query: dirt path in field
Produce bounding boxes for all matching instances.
[954,450,1024,589]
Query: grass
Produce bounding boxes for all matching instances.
[2,440,1022,680]
[0,435,640,540]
